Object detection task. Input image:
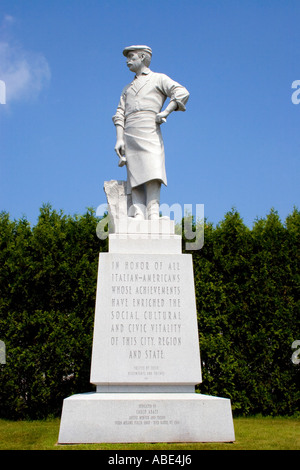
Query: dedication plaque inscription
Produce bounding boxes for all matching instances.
[90,253,201,388]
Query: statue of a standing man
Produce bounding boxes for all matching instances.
[113,45,189,220]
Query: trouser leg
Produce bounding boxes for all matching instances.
[145,180,161,220]
[131,185,146,219]
[130,180,161,220]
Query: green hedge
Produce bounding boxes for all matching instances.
[0,205,107,419]
[0,204,299,418]
[189,208,300,415]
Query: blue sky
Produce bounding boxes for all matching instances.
[0,0,299,228]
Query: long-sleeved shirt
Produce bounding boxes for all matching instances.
[112,68,189,128]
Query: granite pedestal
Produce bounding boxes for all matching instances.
[58,220,235,443]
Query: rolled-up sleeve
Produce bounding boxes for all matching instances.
[112,90,126,128]
[158,74,190,111]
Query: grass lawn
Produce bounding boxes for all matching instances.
[0,416,299,450]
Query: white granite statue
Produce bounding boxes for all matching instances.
[112,45,189,220]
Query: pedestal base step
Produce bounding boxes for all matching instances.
[58,392,235,443]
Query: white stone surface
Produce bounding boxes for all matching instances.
[58,392,235,443]
[104,180,132,231]
[90,253,201,387]
[59,233,235,443]
[115,217,175,234]
[96,385,194,393]
[109,233,182,254]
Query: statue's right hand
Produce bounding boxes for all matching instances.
[114,139,125,159]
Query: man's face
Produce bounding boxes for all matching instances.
[126,51,144,73]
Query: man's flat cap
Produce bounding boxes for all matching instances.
[123,45,152,57]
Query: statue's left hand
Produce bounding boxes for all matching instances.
[155,112,167,124]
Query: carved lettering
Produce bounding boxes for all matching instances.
[109,258,183,363]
